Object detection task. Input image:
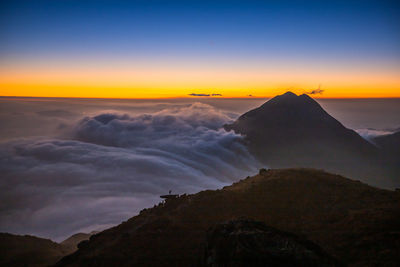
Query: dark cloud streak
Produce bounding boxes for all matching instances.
[188,93,223,97]
[305,87,324,95]
[189,93,210,96]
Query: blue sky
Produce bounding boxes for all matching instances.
[1,0,399,62]
[0,0,399,98]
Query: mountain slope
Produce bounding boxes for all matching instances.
[0,231,96,267]
[0,233,73,267]
[373,131,400,185]
[224,92,396,188]
[373,131,400,157]
[60,232,98,251]
[56,169,400,266]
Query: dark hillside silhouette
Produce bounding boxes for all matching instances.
[56,169,400,266]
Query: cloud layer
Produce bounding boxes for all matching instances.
[0,103,258,241]
[355,128,394,142]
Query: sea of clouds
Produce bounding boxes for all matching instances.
[1,97,400,241]
[0,102,259,241]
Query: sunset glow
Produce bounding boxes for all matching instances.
[1,0,399,98]
[1,60,399,98]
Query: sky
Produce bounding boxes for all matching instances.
[1,0,400,98]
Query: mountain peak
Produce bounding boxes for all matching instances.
[280,91,297,97]
[266,91,316,107]
[224,92,378,183]
[243,91,327,123]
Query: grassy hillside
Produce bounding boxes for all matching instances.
[0,233,73,267]
[57,169,400,266]
[0,231,95,267]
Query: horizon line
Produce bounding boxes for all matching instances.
[1,95,400,100]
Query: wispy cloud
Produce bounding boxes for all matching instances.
[305,85,324,95]
[306,89,324,95]
[188,93,223,97]
[188,93,210,96]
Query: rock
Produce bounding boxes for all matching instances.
[259,168,268,175]
[203,219,342,267]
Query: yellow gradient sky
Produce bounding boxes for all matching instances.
[1,60,399,98]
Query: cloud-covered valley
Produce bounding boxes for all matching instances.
[0,103,258,241]
[1,97,400,241]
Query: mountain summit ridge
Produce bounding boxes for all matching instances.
[237,91,345,127]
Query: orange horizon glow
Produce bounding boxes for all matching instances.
[1,61,399,99]
[1,1,400,100]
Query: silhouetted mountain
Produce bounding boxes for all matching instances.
[0,231,96,267]
[373,131,400,183]
[60,231,98,251]
[225,92,397,188]
[0,233,73,267]
[56,169,400,266]
[203,219,341,267]
[373,131,400,157]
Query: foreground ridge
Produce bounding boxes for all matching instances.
[56,169,400,267]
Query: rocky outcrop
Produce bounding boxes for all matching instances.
[203,219,341,267]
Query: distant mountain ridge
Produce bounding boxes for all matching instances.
[225,91,397,188]
[372,130,400,182]
[373,131,400,157]
[0,233,72,267]
[60,231,98,250]
[0,231,95,267]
